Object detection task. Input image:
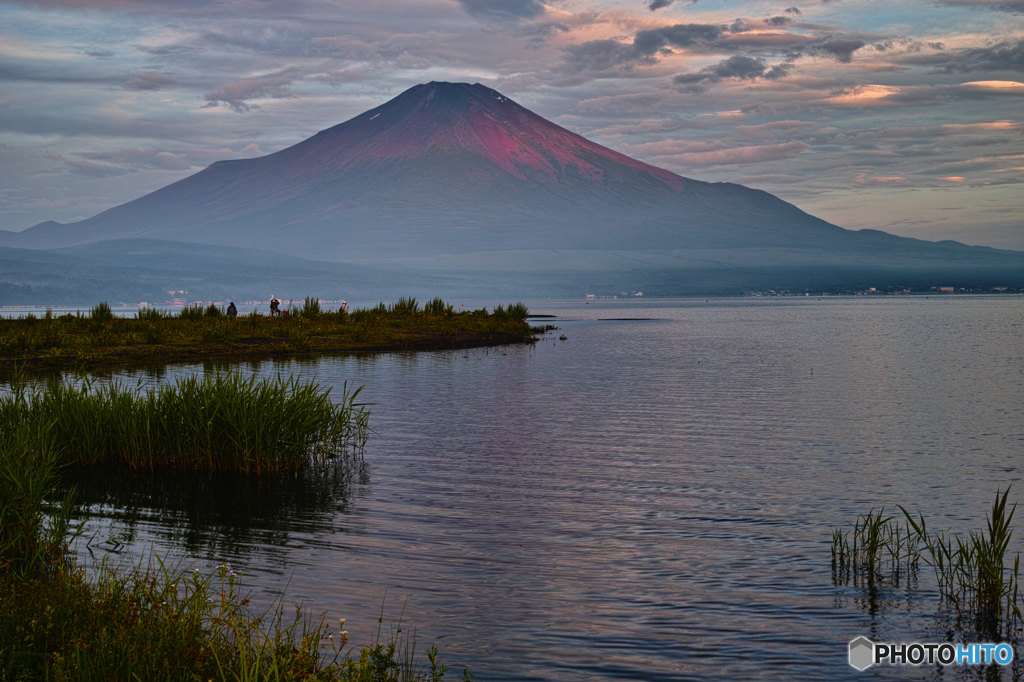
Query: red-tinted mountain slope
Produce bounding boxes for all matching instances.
[9,82,1022,274]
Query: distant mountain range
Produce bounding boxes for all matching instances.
[2,81,1022,303]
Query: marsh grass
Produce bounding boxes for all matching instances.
[0,298,536,371]
[0,400,471,681]
[832,490,1024,639]
[90,301,114,323]
[0,372,369,473]
[0,551,471,681]
[299,297,323,319]
[830,507,921,588]
[0,426,77,573]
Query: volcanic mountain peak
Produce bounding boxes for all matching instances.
[11,78,1022,288]
[269,81,684,190]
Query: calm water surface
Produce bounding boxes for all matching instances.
[69,296,1024,680]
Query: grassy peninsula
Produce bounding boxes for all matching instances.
[0,297,537,372]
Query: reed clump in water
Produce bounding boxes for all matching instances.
[0,372,369,473]
[830,507,921,588]
[832,490,1024,639]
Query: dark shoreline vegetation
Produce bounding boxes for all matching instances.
[832,491,1023,642]
[0,297,537,372]
[0,373,475,679]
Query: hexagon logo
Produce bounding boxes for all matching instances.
[849,636,874,671]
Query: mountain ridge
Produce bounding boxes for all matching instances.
[3,81,1023,290]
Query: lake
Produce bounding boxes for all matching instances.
[66,296,1024,680]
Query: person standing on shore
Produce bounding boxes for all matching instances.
[226,301,237,318]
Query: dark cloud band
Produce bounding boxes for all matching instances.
[456,0,546,20]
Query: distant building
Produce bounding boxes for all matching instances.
[940,287,955,292]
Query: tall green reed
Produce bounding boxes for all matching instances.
[300,296,323,319]
[389,297,419,315]
[899,490,1022,638]
[423,298,452,316]
[90,301,114,323]
[179,304,206,320]
[0,372,370,473]
[832,490,1024,639]
[830,507,921,588]
[0,425,77,573]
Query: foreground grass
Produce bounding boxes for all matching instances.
[0,426,473,681]
[2,559,473,682]
[0,297,537,372]
[1,372,369,473]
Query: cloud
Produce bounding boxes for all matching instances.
[0,59,117,85]
[0,0,212,10]
[78,148,192,171]
[784,6,801,14]
[674,54,792,86]
[857,176,907,185]
[668,140,813,166]
[633,23,727,53]
[734,120,815,140]
[903,39,1024,74]
[125,70,175,90]
[563,19,871,75]
[563,39,651,71]
[939,0,1024,12]
[647,0,697,10]
[620,138,812,166]
[563,23,729,71]
[520,21,570,47]
[809,38,867,63]
[456,0,546,20]
[203,73,297,112]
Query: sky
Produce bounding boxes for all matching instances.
[0,0,1022,249]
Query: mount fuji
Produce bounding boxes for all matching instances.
[3,81,1022,297]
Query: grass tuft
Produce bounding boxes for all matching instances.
[300,296,323,319]
[90,301,114,323]
[179,304,206,321]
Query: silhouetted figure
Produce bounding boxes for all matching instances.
[269,297,281,316]
[226,301,237,318]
